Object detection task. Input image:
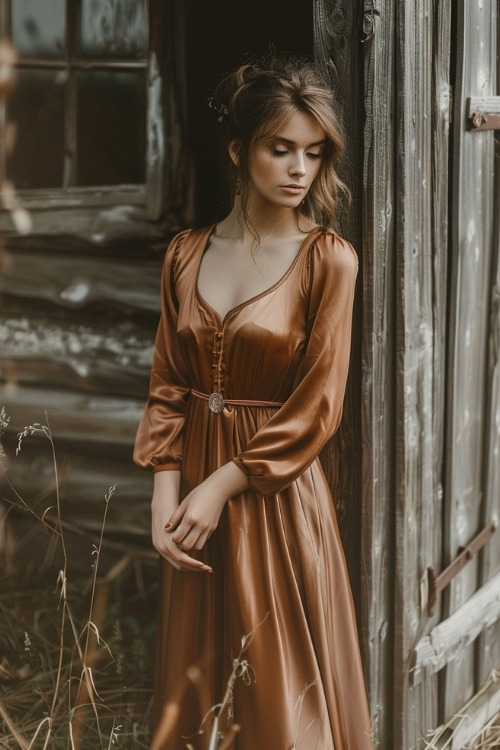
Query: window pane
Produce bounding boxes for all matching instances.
[77,71,146,186]
[7,70,65,189]
[12,0,65,58]
[80,0,147,59]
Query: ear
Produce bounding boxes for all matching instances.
[228,139,241,167]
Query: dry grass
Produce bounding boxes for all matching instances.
[0,414,246,750]
[465,717,500,749]
[426,716,500,750]
[0,544,157,749]
[422,667,500,750]
[0,414,156,749]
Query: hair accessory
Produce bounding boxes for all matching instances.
[208,95,229,123]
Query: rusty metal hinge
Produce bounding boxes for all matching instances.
[427,520,498,616]
[468,97,500,131]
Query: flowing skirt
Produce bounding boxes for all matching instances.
[150,397,372,750]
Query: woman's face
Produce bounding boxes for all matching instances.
[243,110,326,212]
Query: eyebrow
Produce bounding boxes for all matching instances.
[273,137,326,147]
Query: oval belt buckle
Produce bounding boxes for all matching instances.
[208,392,225,413]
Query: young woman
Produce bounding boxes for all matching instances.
[134,56,373,750]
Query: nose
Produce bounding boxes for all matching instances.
[290,152,306,176]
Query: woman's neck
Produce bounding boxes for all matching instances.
[218,203,314,243]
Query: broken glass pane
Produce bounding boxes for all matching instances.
[12,0,65,58]
[77,70,146,185]
[7,69,65,189]
[80,0,147,59]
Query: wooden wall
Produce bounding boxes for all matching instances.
[0,0,190,546]
[361,1,499,747]
[318,1,500,748]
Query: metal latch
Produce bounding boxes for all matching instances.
[468,97,500,131]
[427,520,498,616]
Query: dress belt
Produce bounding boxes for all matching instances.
[191,388,284,414]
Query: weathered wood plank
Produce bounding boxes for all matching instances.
[410,570,500,685]
[0,385,145,446]
[358,0,397,744]
[1,383,153,544]
[148,0,193,226]
[444,0,498,717]
[3,441,153,540]
[392,1,451,747]
[0,203,171,245]
[477,61,500,684]
[2,249,162,312]
[0,312,155,397]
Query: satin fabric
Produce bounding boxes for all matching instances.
[134,225,373,749]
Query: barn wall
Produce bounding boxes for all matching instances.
[0,1,189,547]
[443,0,499,721]
[359,1,500,748]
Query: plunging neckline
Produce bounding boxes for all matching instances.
[195,224,323,326]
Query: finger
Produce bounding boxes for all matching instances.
[175,526,204,551]
[193,530,211,551]
[170,517,194,545]
[169,549,212,573]
[166,498,189,532]
[157,535,212,573]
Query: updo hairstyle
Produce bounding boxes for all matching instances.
[210,55,347,229]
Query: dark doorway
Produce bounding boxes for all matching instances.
[184,1,314,226]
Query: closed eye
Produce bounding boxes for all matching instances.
[272,148,289,157]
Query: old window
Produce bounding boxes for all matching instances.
[1,0,151,209]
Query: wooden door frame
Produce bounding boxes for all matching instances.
[313,1,399,745]
[314,1,453,747]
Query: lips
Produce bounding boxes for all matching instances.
[280,184,305,195]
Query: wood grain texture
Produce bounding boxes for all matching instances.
[2,435,153,540]
[477,35,500,686]
[411,570,500,684]
[1,384,145,446]
[392,2,452,745]
[358,0,397,744]
[444,0,498,717]
[0,311,154,397]
[2,247,161,312]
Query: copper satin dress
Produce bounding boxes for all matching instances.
[134,225,372,750]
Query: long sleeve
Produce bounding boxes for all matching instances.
[233,234,358,496]
[133,231,191,471]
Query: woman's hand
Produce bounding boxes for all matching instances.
[151,470,212,573]
[168,461,249,553]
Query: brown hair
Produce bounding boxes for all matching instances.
[210,55,348,230]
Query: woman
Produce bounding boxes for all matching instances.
[134,56,372,750]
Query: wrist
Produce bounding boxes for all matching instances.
[206,461,249,501]
[152,469,181,511]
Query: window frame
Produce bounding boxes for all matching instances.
[0,0,162,219]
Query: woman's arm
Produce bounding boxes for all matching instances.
[233,234,358,495]
[133,231,191,472]
[166,461,249,553]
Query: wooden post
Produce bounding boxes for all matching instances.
[359,1,398,745]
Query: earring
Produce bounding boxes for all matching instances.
[235,178,241,196]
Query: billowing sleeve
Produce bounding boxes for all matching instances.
[233,234,358,495]
[133,231,191,472]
